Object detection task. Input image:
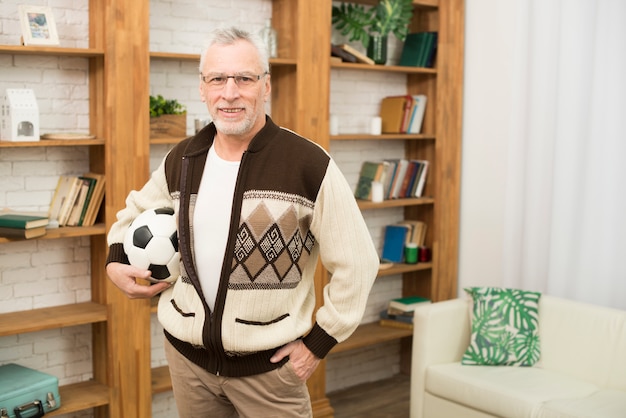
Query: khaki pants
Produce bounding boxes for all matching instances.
[164,337,312,418]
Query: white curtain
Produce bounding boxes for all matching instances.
[499,0,626,309]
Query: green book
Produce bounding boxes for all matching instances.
[0,213,49,229]
[388,295,431,313]
[355,161,383,200]
[399,32,426,67]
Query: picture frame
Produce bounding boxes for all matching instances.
[18,5,59,46]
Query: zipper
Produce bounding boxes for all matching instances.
[210,150,248,376]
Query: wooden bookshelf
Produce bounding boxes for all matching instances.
[331,322,413,355]
[0,302,107,336]
[0,139,105,147]
[48,380,110,416]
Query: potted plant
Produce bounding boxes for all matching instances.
[332,0,414,65]
[149,94,187,138]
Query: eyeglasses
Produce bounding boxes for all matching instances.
[200,72,268,88]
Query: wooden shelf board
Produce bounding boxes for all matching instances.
[150,136,187,145]
[330,322,412,355]
[48,380,109,416]
[378,262,432,277]
[0,138,104,147]
[152,365,173,394]
[0,45,104,57]
[0,224,106,244]
[349,0,438,8]
[331,133,435,141]
[331,61,437,74]
[150,51,296,66]
[357,197,434,210]
[0,302,107,336]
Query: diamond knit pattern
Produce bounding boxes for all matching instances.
[230,198,315,290]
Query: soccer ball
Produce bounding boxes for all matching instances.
[123,207,180,283]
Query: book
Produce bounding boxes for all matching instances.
[413,160,429,197]
[76,175,98,226]
[0,213,48,229]
[408,95,427,134]
[399,32,438,68]
[382,160,398,199]
[381,224,409,263]
[379,96,411,133]
[355,161,385,200]
[399,160,419,198]
[390,159,409,198]
[0,225,46,239]
[424,32,438,68]
[396,220,427,247]
[337,44,375,65]
[66,177,94,227]
[418,32,435,67]
[331,44,358,63]
[380,309,413,324]
[57,177,82,226]
[48,175,77,223]
[379,318,413,330]
[400,95,414,133]
[80,172,105,226]
[388,295,431,313]
[399,32,428,67]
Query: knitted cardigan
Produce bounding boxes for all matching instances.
[106,117,379,377]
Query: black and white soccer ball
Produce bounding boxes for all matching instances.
[123,207,180,283]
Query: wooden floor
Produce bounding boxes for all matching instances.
[327,374,410,418]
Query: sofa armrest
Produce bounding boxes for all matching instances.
[410,298,472,418]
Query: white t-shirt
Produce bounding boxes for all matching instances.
[193,145,240,311]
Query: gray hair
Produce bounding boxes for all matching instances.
[199,27,270,74]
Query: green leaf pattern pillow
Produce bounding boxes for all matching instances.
[462,287,541,367]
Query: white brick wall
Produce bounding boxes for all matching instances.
[1,1,412,415]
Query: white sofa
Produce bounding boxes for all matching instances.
[410,295,626,418]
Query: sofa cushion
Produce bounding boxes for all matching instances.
[536,389,626,418]
[426,362,598,418]
[538,295,626,391]
[463,287,541,366]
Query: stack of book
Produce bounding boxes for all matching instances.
[0,212,49,239]
[355,158,429,201]
[399,31,438,68]
[48,173,105,227]
[380,220,427,264]
[379,94,427,134]
[331,43,375,65]
[379,295,431,330]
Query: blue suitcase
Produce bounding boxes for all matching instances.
[0,363,61,418]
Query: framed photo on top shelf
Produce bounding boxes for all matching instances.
[18,5,59,46]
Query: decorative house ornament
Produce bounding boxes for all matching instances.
[1,89,40,142]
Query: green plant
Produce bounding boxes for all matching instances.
[332,0,414,48]
[149,95,186,117]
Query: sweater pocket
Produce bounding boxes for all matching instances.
[235,313,289,326]
[157,282,206,346]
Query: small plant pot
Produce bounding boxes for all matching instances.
[150,114,186,138]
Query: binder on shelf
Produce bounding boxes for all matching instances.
[379,95,412,134]
[399,32,438,68]
[381,224,409,263]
